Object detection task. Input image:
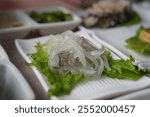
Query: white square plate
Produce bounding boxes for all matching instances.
[15,30,150,100]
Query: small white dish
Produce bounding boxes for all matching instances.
[15,30,150,100]
[0,7,81,39]
[0,10,34,39]
[114,88,150,100]
[25,7,81,35]
[0,45,35,100]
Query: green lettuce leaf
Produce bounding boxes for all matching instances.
[126,26,150,54]
[103,52,150,80]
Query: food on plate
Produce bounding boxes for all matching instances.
[29,11,73,23]
[28,31,110,96]
[82,0,141,28]
[103,54,150,80]
[126,26,150,54]
[0,13,23,29]
[28,31,150,96]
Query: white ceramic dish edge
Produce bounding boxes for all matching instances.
[0,45,35,100]
[114,88,150,100]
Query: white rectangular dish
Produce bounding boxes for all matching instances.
[0,45,35,100]
[24,7,81,35]
[15,29,150,100]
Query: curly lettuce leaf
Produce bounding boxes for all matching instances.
[28,42,83,97]
[126,26,150,54]
[103,52,150,80]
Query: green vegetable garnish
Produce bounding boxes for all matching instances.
[30,11,73,23]
[28,42,83,97]
[103,51,150,80]
[126,26,150,54]
[119,11,141,27]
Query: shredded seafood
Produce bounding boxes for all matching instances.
[42,30,111,77]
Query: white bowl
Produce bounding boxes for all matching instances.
[25,7,81,35]
[0,45,35,100]
[0,7,81,39]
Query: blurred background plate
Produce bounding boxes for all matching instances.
[0,45,35,100]
[93,22,150,61]
[24,7,81,35]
